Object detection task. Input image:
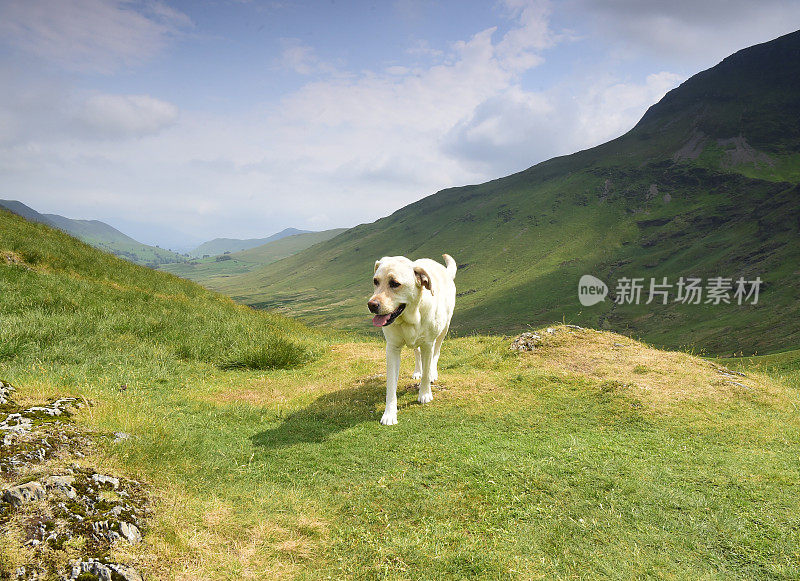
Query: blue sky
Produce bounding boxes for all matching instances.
[1,1,799,250]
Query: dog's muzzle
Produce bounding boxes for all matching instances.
[371,303,405,327]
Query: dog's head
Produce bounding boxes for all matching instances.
[368,256,432,327]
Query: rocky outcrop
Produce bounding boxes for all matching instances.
[65,558,143,581]
[1,481,46,507]
[0,381,148,580]
[510,325,584,351]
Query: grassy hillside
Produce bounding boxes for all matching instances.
[159,228,346,285]
[209,31,800,356]
[0,200,184,267]
[189,228,311,258]
[2,209,800,578]
[0,209,321,380]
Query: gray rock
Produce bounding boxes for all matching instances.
[510,332,542,352]
[68,559,143,581]
[43,475,77,499]
[120,521,142,544]
[2,481,46,506]
[0,412,34,434]
[92,474,120,489]
[108,563,144,581]
[0,381,14,404]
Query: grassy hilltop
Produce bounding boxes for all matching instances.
[2,209,800,579]
[207,31,800,356]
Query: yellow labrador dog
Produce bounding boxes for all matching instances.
[368,254,456,425]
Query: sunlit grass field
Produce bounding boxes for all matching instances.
[2,210,799,579]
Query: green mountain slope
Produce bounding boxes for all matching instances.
[0,200,184,266]
[212,30,800,356]
[158,228,346,284]
[189,227,311,258]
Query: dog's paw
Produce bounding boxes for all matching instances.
[418,390,433,404]
[411,371,422,381]
[380,410,398,425]
[430,371,438,383]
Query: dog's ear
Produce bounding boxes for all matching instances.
[414,266,433,295]
[374,260,381,273]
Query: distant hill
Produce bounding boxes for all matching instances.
[159,228,346,284]
[189,228,311,257]
[207,30,800,356]
[0,200,184,266]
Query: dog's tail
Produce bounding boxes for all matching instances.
[442,254,457,280]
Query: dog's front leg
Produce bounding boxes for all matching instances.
[381,343,402,425]
[417,343,434,404]
[412,347,422,381]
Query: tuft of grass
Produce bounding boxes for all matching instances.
[220,337,314,371]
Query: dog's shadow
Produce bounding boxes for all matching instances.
[250,376,421,449]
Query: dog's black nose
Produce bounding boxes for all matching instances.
[368,299,380,313]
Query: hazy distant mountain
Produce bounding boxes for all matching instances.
[188,228,311,257]
[0,200,184,266]
[159,228,347,283]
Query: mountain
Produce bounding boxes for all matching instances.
[207,30,800,356]
[188,227,311,257]
[158,228,347,284]
[0,200,184,266]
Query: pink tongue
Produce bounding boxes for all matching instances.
[372,314,391,327]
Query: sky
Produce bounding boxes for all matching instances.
[1,1,799,251]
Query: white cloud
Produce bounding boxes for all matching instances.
[571,0,800,67]
[443,71,684,176]
[496,0,557,70]
[76,94,179,139]
[278,38,342,76]
[0,0,191,73]
[0,65,179,144]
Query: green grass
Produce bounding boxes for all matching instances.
[2,209,800,579]
[0,210,321,380]
[0,200,185,266]
[718,348,800,391]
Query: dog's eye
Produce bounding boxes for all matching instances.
[373,278,379,286]
[389,279,400,288]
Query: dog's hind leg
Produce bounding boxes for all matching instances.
[431,323,449,383]
[381,343,402,425]
[412,347,422,381]
[418,343,435,404]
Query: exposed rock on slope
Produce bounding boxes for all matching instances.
[0,381,148,580]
